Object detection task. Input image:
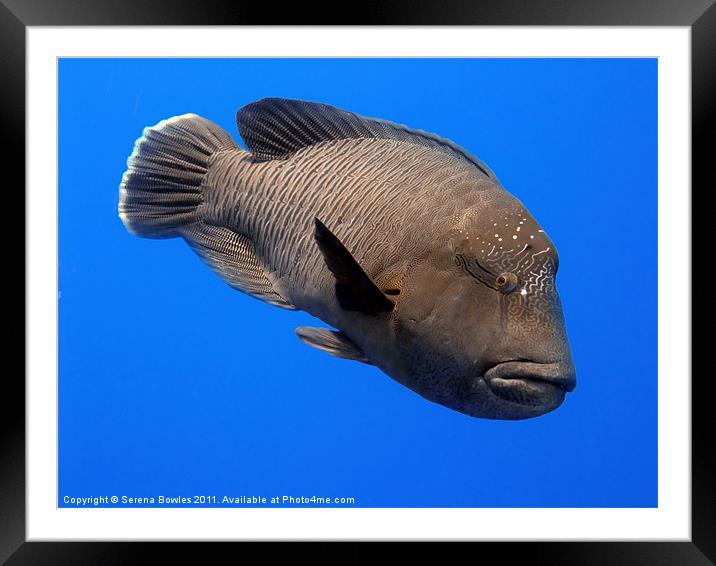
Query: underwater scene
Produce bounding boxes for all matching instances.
[59,57,657,507]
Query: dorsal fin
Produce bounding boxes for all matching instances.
[235,98,495,179]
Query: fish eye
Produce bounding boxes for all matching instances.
[495,272,518,293]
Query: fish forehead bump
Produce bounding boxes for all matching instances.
[450,200,555,258]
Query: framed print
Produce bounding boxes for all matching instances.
[7,0,710,563]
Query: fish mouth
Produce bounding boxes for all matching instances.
[482,360,576,410]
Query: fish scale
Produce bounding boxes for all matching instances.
[203,138,484,308]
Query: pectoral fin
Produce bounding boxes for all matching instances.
[313,218,394,315]
[295,327,370,364]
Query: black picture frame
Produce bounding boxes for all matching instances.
[5,1,708,563]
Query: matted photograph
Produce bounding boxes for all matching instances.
[18,23,699,554]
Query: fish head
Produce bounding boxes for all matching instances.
[387,194,576,420]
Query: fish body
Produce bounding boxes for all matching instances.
[119,98,576,420]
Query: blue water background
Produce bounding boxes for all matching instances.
[58,58,657,507]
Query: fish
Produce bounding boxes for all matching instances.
[119,98,576,420]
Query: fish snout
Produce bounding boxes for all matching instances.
[481,360,576,413]
[485,360,576,392]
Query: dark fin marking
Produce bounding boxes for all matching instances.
[295,327,370,364]
[181,222,295,310]
[313,218,394,315]
[235,98,495,179]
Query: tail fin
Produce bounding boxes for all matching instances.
[118,114,237,238]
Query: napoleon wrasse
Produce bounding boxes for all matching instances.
[119,98,576,420]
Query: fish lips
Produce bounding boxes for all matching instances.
[483,360,576,411]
